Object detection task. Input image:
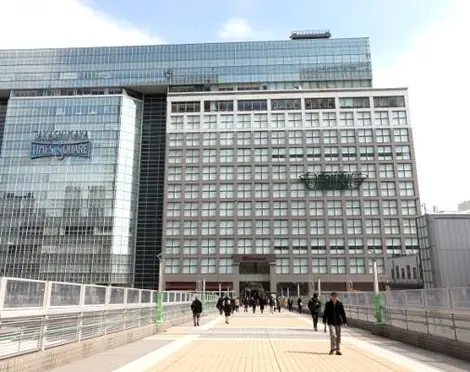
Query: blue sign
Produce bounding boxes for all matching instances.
[30,141,91,160]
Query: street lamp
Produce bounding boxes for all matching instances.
[155,253,164,325]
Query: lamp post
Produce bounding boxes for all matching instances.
[156,253,164,325]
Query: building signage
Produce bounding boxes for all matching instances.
[299,171,368,190]
[30,130,91,161]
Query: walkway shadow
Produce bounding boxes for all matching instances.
[286,351,328,356]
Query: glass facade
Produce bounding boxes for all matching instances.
[0,38,371,90]
[0,91,142,285]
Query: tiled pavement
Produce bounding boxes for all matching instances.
[50,311,470,372]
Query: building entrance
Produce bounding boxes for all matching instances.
[240,281,270,299]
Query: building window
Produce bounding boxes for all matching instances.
[380,182,396,197]
[202,184,217,199]
[273,220,289,235]
[349,258,366,274]
[166,221,181,236]
[399,181,415,196]
[254,165,269,180]
[384,219,400,234]
[348,239,363,255]
[327,200,342,216]
[305,112,320,127]
[167,185,182,199]
[164,259,180,274]
[274,239,289,255]
[310,220,325,235]
[171,101,200,113]
[397,163,413,178]
[184,221,199,235]
[165,240,180,255]
[201,202,217,217]
[271,131,286,145]
[271,113,286,128]
[394,128,409,142]
[309,201,325,216]
[292,258,308,274]
[253,114,268,129]
[377,146,393,160]
[219,202,234,217]
[392,111,407,125]
[375,111,389,126]
[374,96,405,108]
[323,130,338,144]
[272,182,288,197]
[322,112,337,127]
[339,97,370,109]
[219,220,234,236]
[220,132,234,146]
[339,112,354,126]
[170,116,184,131]
[292,220,307,235]
[219,258,233,274]
[340,129,355,144]
[342,146,357,161]
[311,238,327,255]
[357,112,372,126]
[364,200,379,216]
[331,258,346,274]
[271,99,301,110]
[367,238,382,255]
[345,200,361,216]
[291,201,306,216]
[361,164,376,179]
[359,146,375,160]
[362,182,378,197]
[255,239,271,254]
[238,99,268,111]
[365,219,381,235]
[182,258,198,274]
[204,100,234,112]
[401,200,417,215]
[305,97,335,109]
[292,239,308,255]
[287,113,302,127]
[185,134,200,147]
[386,238,402,255]
[238,239,253,254]
[220,184,234,199]
[237,202,252,217]
[402,219,417,234]
[166,203,181,217]
[312,258,328,274]
[379,164,394,178]
[405,238,419,255]
[237,114,251,129]
[276,258,290,274]
[203,115,217,130]
[346,219,362,235]
[272,201,288,217]
[330,238,345,254]
[396,145,411,160]
[187,115,201,130]
[219,240,234,255]
[255,220,270,235]
[201,258,216,274]
[383,200,398,215]
[183,203,199,218]
[368,258,385,274]
[376,129,391,142]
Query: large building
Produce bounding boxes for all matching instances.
[0,31,420,292]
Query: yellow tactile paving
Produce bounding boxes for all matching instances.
[145,339,412,372]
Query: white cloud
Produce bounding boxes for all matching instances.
[0,0,163,49]
[374,0,470,210]
[218,17,273,41]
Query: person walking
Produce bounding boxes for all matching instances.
[297,297,303,313]
[190,296,203,327]
[322,292,347,355]
[308,293,322,331]
[216,296,224,315]
[223,296,232,324]
[269,297,275,314]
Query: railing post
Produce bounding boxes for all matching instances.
[40,281,52,351]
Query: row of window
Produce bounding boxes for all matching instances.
[168,111,407,131]
[168,181,416,200]
[166,219,418,236]
[170,96,405,113]
[167,200,418,217]
[164,257,387,275]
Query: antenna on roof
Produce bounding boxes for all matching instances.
[290,30,331,40]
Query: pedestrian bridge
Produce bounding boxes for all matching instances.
[49,311,470,372]
[1,277,469,372]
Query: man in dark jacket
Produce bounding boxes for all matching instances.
[308,293,322,331]
[322,292,347,355]
[223,296,232,324]
[190,296,203,327]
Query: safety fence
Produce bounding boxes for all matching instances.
[295,287,470,343]
[0,277,218,359]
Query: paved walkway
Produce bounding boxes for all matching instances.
[51,311,470,372]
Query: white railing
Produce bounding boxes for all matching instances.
[0,277,219,359]
[293,287,470,343]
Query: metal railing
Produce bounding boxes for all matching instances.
[0,277,219,359]
[294,287,470,343]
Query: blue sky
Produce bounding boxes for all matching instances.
[1,0,469,209]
